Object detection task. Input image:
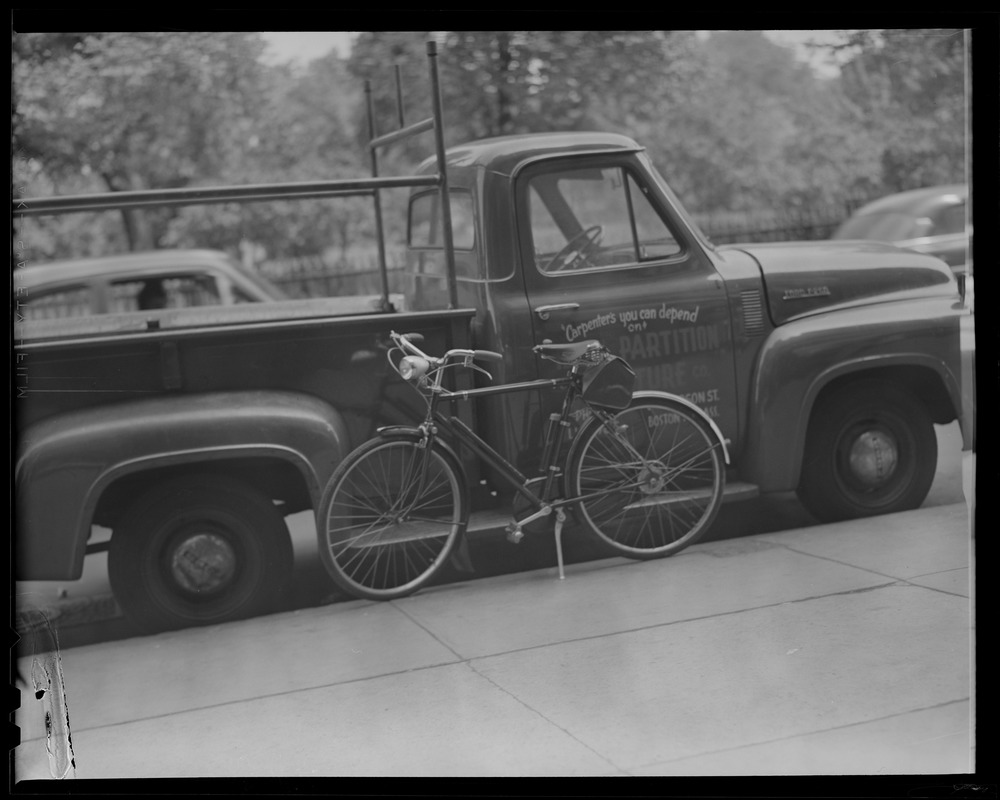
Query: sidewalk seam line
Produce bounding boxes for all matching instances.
[462,659,628,776]
[764,542,971,597]
[628,697,972,772]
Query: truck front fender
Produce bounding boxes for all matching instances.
[15,390,351,581]
[743,297,964,493]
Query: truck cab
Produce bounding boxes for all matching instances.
[404,130,965,518]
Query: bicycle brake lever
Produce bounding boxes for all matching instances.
[470,364,494,383]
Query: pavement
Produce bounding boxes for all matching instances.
[12,494,976,781]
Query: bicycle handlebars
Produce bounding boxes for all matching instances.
[393,331,503,367]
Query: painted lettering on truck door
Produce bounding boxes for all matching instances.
[514,157,738,440]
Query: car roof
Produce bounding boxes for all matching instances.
[851,184,967,217]
[14,249,241,289]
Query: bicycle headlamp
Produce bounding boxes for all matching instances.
[399,355,430,381]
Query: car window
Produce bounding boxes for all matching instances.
[110,274,222,312]
[527,165,681,275]
[835,212,909,241]
[932,203,966,236]
[18,285,95,320]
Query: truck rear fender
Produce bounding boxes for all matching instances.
[631,390,731,465]
[15,391,351,581]
[743,301,963,493]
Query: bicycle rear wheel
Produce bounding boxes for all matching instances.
[566,397,724,559]
[317,435,466,600]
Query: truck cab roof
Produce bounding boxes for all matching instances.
[420,131,643,181]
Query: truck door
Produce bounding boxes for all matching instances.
[514,156,739,444]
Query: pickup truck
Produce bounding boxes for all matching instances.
[14,45,969,633]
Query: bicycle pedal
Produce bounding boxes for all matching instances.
[505,524,524,544]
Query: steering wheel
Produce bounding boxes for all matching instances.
[546,225,604,272]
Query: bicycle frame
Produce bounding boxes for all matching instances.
[388,336,632,577]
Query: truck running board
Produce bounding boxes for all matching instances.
[465,481,759,539]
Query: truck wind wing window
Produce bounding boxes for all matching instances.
[528,165,681,275]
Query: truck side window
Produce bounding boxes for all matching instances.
[528,165,681,275]
[409,190,476,252]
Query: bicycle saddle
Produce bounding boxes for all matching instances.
[533,339,604,365]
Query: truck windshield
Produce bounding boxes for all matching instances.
[527,165,681,274]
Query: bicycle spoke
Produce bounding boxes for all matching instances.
[570,399,723,557]
[319,438,464,599]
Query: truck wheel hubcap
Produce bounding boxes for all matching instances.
[846,429,898,488]
[170,531,238,595]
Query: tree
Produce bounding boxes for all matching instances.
[834,29,967,192]
[13,32,271,253]
[163,51,375,260]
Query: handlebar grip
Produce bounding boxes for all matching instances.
[473,350,503,363]
[400,332,425,344]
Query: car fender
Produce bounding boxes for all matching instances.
[743,297,963,492]
[15,390,351,580]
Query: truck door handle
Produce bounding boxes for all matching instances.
[535,303,580,321]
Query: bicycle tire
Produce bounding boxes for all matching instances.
[317,435,467,600]
[566,396,725,559]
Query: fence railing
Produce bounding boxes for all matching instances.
[695,201,862,245]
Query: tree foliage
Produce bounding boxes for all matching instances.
[835,29,967,191]
[12,28,968,262]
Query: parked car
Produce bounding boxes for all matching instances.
[832,184,970,273]
[13,249,288,321]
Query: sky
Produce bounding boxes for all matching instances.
[261,30,845,76]
[261,31,355,64]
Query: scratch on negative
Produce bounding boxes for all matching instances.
[26,613,77,779]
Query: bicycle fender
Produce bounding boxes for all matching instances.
[631,390,731,465]
[374,424,467,468]
[375,424,424,439]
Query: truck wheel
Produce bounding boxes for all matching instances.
[108,475,294,633]
[797,380,937,523]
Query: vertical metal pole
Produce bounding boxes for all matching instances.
[365,79,393,312]
[427,39,459,309]
[394,64,406,128]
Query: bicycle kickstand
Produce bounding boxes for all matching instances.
[554,509,568,580]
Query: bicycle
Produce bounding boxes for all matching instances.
[316,331,728,600]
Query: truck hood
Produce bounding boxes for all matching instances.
[720,240,958,326]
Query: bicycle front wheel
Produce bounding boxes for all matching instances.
[566,397,725,559]
[317,435,467,600]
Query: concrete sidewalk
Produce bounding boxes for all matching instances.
[13,502,974,780]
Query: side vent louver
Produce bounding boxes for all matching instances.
[740,290,765,335]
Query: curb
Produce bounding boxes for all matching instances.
[14,594,122,637]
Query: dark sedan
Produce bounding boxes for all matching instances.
[833,184,970,273]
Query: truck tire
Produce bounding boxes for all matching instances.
[797,380,937,523]
[108,475,294,632]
